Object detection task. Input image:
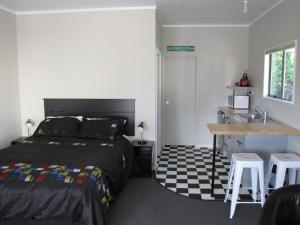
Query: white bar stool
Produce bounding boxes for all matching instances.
[224,153,265,219]
[266,153,300,190]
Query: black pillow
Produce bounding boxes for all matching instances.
[110,117,127,137]
[34,117,81,137]
[79,118,122,140]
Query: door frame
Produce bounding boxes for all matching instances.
[162,55,199,147]
[155,47,162,168]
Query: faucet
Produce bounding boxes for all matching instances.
[255,106,268,123]
[255,106,262,115]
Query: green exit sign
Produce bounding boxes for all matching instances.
[167,46,195,52]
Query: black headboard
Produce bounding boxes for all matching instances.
[44,99,135,136]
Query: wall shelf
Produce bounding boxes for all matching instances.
[226,86,254,91]
[226,86,254,95]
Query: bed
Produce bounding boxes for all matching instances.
[0,99,135,225]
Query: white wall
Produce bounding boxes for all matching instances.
[16,9,156,140]
[156,13,162,50]
[162,27,249,146]
[0,9,21,148]
[248,0,300,154]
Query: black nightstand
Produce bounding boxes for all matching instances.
[131,140,154,177]
[11,137,27,146]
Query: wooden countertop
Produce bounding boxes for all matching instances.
[213,106,300,136]
[207,123,300,136]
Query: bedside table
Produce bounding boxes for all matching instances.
[131,140,154,177]
[11,137,27,146]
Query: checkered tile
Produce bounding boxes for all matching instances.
[156,146,253,201]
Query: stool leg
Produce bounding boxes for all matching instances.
[251,168,258,202]
[288,168,297,185]
[230,166,243,219]
[225,161,235,203]
[258,164,265,206]
[275,165,287,189]
[265,162,273,191]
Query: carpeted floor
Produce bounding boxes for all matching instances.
[0,178,262,225]
[107,177,262,225]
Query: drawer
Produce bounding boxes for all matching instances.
[134,147,152,157]
[233,136,245,152]
[134,157,152,177]
[224,135,234,142]
[136,156,151,165]
[224,135,235,149]
[135,155,152,163]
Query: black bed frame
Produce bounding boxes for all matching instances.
[44,99,135,136]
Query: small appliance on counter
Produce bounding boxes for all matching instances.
[228,95,250,109]
[227,72,253,110]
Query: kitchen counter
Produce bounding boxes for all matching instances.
[214,106,300,136]
[207,123,300,136]
[208,107,300,193]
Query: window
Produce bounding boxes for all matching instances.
[264,41,296,103]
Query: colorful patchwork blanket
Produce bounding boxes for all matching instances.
[0,162,112,206]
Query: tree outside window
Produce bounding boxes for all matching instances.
[264,42,296,103]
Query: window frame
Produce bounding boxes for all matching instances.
[263,40,297,104]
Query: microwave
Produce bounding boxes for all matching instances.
[228,95,250,109]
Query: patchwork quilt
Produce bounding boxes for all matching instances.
[0,137,133,225]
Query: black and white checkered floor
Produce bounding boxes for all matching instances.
[156,146,253,201]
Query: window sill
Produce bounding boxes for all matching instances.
[263,96,294,105]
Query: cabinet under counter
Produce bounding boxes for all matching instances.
[208,122,300,187]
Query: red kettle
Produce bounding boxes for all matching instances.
[240,73,250,87]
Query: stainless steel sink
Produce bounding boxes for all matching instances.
[235,113,271,123]
[237,113,260,120]
[248,118,272,124]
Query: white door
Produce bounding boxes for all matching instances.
[163,57,196,146]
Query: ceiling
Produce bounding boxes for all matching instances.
[0,0,284,25]
[158,0,283,26]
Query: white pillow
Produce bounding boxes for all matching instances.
[46,116,83,122]
[86,117,127,125]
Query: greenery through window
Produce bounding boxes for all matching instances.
[264,43,296,102]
